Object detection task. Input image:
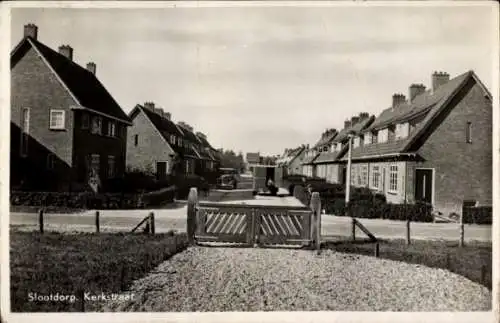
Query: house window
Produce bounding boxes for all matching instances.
[91,116,102,134]
[107,121,116,137]
[353,137,360,148]
[47,154,55,170]
[134,134,139,146]
[372,166,380,189]
[350,166,356,185]
[378,128,388,143]
[170,135,176,145]
[361,165,368,186]
[395,123,410,139]
[466,122,472,143]
[20,107,30,157]
[178,137,183,147]
[90,154,100,177]
[365,132,372,146]
[185,160,192,174]
[389,165,398,192]
[49,110,65,130]
[107,155,116,178]
[81,113,90,129]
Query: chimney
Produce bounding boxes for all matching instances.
[58,45,73,61]
[24,24,38,40]
[164,112,171,120]
[86,62,96,75]
[344,119,352,129]
[351,116,360,126]
[153,107,164,118]
[359,112,369,121]
[392,93,406,109]
[432,71,450,91]
[409,84,426,102]
[143,102,155,111]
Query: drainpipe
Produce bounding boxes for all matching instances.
[345,132,355,241]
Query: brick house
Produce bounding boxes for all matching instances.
[301,144,318,177]
[316,113,375,184]
[340,71,492,216]
[277,145,307,176]
[126,102,217,179]
[10,24,132,192]
[311,128,338,179]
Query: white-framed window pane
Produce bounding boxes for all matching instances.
[90,154,100,177]
[362,166,368,186]
[389,165,398,192]
[372,166,380,189]
[108,122,116,137]
[91,117,102,134]
[50,110,65,129]
[20,107,30,156]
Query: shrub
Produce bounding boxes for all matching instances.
[462,206,492,225]
[105,170,172,193]
[173,174,210,199]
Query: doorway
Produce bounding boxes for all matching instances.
[415,169,433,204]
[266,167,275,183]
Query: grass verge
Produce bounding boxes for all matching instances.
[10,229,188,312]
[322,238,492,290]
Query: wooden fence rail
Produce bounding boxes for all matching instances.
[187,187,321,250]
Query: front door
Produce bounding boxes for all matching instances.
[415,169,433,204]
[156,161,167,180]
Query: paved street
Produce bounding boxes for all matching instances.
[10,196,491,242]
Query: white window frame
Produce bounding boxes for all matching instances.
[361,165,368,186]
[371,166,380,189]
[353,137,360,148]
[49,109,66,130]
[378,128,389,143]
[107,121,116,137]
[389,165,398,193]
[365,132,372,146]
[91,116,103,135]
[20,107,30,157]
[170,135,176,145]
[90,154,100,177]
[107,155,116,178]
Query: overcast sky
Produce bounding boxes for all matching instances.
[11,5,495,156]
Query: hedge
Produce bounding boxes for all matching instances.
[323,198,434,222]
[462,206,492,225]
[10,186,177,210]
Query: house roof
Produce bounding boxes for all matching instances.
[313,151,341,164]
[301,151,320,165]
[11,36,131,125]
[313,130,338,148]
[277,146,305,166]
[134,105,199,159]
[344,70,485,161]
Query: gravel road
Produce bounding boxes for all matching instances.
[98,247,491,312]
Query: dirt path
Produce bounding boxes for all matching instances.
[98,247,491,312]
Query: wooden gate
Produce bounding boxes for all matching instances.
[187,188,321,248]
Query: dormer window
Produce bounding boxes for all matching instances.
[372,131,378,144]
[170,135,176,145]
[365,132,372,146]
[395,123,410,140]
[378,128,388,143]
[353,137,360,148]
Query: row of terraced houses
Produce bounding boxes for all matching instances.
[10,24,221,192]
[278,70,492,216]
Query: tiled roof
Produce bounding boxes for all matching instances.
[313,131,338,148]
[334,116,375,143]
[346,71,474,160]
[301,151,320,165]
[138,106,198,158]
[177,124,203,145]
[313,151,341,164]
[12,37,131,124]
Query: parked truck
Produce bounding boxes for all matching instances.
[251,165,283,195]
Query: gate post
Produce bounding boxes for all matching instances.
[187,187,198,245]
[310,192,321,250]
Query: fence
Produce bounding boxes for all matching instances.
[187,187,322,252]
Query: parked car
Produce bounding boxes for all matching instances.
[216,174,238,190]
